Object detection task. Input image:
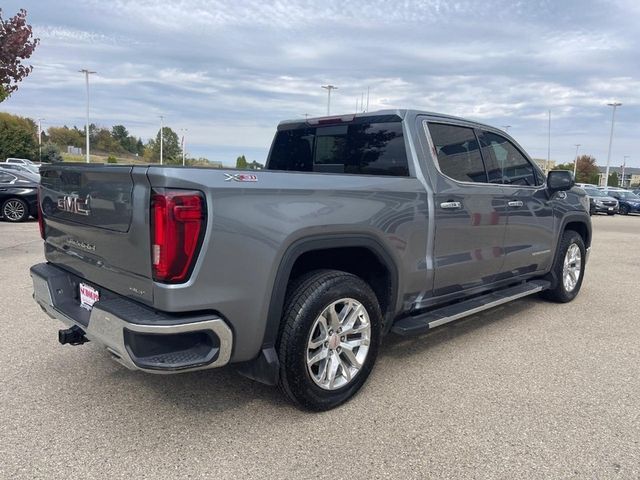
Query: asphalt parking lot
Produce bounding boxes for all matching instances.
[1,216,638,479]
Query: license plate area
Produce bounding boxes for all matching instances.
[79,282,100,311]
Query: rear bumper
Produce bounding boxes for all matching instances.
[30,263,233,373]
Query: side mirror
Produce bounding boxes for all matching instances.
[547,170,574,193]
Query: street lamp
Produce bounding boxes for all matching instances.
[621,155,629,187]
[573,144,581,178]
[37,118,44,162]
[79,69,96,163]
[180,128,188,166]
[604,102,622,186]
[321,85,337,115]
[159,115,164,165]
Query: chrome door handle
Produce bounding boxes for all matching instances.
[440,201,462,209]
[507,200,524,208]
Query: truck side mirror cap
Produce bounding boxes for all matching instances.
[547,170,574,193]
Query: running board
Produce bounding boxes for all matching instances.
[392,280,550,336]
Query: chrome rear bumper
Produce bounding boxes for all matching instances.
[31,263,233,374]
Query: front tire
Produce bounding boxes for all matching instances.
[542,230,586,303]
[2,198,29,222]
[277,270,381,411]
[620,204,630,215]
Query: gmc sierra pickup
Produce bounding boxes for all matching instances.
[31,109,591,410]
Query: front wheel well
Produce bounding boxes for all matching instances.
[565,221,590,248]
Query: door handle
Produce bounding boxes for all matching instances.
[507,200,524,208]
[440,201,462,210]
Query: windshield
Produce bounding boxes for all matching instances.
[584,188,606,197]
[616,191,640,200]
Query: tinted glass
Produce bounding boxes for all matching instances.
[479,131,538,186]
[268,122,409,176]
[584,188,605,197]
[428,123,486,183]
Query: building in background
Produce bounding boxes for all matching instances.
[532,159,556,172]
[597,166,640,188]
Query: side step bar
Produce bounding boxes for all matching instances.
[392,280,550,336]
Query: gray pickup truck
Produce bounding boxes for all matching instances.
[31,110,591,410]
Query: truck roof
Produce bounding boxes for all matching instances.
[278,109,496,131]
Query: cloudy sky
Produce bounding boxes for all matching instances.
[3,0,639,167]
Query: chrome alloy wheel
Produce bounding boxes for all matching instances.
[562,243,582,292]
[306,298,371,391]
[3,200,26,221]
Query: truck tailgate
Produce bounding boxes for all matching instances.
[40,164,154,304]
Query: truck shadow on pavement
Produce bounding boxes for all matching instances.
[381,296,539,359]
[83,297,540,414]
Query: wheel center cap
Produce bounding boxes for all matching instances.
[328,333,340,350]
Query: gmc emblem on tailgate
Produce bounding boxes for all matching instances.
[58,194,91,216]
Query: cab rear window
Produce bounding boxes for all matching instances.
[267,121,410,177]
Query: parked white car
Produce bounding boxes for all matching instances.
[4,158,41,168]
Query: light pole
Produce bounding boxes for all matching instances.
[621,155,629,187]
[79,69,96,163]
[604,102,622,187]
[321,85,337,115]
[546,109,551,173]
[159,115,164,165]
[37,118,44,162]
[573,144,581,178]
[181,128,188,166]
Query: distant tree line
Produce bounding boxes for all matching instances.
[0,111,264,168]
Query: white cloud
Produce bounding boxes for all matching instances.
[1,0,639,165]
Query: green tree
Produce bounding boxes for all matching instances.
[93,127,123,154]
[41,142,62,163]
[0,112,37,160]
[111,125,129,144]
[47,125,84,148]
[554,162,573,171]
[0,9,39,102]
[574,155,599,184]
[247,160,264,170]
[608,172,619,187]
[236,155,248,169]
[148,127,181,163]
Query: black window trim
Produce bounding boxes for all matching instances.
[477,128,544,188]
[422,119,545,190]
[266,119,416,179]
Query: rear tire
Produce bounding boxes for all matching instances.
[277,269,381,411]
[2,198,29,222]
[542,230,585,303]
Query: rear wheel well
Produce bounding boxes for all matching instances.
[289,247,394,323]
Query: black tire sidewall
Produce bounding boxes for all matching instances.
[278,271,381,411]
[2,198,29,222]
[548,231,586,302]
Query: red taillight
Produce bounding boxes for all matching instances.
[151,189,205,283]
[37,186,45,239]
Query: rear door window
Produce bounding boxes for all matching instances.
[268,121,409,176]
[427,123,487,183]
[479,131,539,186]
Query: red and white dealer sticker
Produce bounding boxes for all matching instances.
[79,283,100,310]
